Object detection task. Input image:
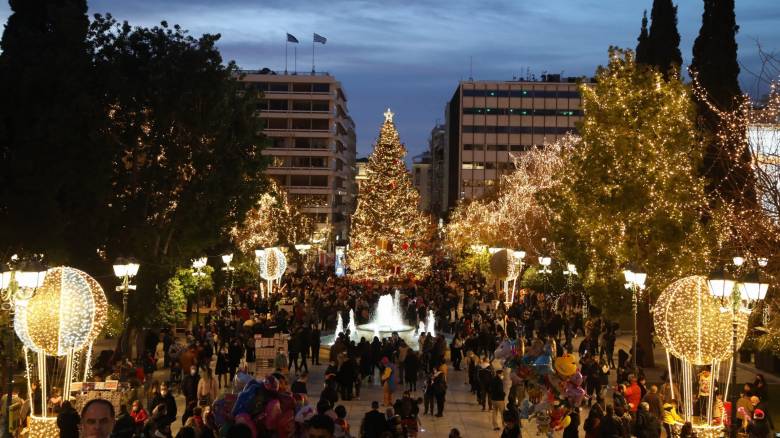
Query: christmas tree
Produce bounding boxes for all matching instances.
[348,109,431,280]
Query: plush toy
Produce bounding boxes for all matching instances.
[553,354,578,379]
[564,371,587,407]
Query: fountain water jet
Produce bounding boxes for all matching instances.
[426,310,436,337]
[357,292,415,343]
[348,309,357,338]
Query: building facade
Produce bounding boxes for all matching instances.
[412,151,432,212]
[443,75,588,211]
[239,71,357,248]
[428,124,447,217]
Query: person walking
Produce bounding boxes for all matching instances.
[311,326,322,366]
[405,350,420,393]
[215,345,229,388]
[181,365,200,408]
[489,369,506,430]
[196,369,218,407]
[477,359,492,410]
[432,368,447,417]
[381,357,396,407]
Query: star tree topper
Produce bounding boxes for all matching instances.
[384,108,394,123]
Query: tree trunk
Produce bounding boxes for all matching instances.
[637,299,655,368]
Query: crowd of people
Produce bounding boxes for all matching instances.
[0,261,776,438]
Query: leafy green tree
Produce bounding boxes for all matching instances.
[0,0,111,267]
[89,15,268,327]
[691,0,755,207]
[540,49,720,367]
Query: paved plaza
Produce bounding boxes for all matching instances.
[145,331,780,437]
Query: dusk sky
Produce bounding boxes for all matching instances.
[3,0,778,160]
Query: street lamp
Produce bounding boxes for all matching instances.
[623,267,646,371]
[538,256,552,296]
[708,255,768,438]
[192,257,208,326]
[113,258,140,323]
[221,253,234,311]
[1,258,47,438]
[564,262,586,319]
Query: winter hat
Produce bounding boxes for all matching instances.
[381,357,390,365]
[754,408,765,420]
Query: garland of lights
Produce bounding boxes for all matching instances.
[653,275,748,365]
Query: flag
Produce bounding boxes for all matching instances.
[313,33,327,44]
[286,33,299,43]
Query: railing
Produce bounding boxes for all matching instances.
[237,69,331,76]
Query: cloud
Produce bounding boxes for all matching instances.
[1,0,778,159]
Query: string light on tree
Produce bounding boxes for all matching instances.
[348,108,432,280]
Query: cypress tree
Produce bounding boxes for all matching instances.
[0,0,111,266]
[691,0,741,111]
[636,11,651,65]
[691,0,754,206]
[645,0,682,78]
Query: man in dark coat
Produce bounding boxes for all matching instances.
[361,401,389,438]
[180,365,200,407]
[149,383,177,427]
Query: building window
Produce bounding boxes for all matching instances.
[291,194,329,207]
[269,83,289,92]
[312,83,330,93]
[265,118,287,130]
[463,126,575,135]
[310,175,328,186]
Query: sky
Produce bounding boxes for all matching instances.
[2,0,779,160]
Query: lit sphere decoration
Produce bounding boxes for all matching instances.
[17,267,107,356]
[490,249,521,280]
[652,275,748,365]
[257,247,287,281]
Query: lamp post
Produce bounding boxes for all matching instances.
[564,263,584,319]
[0,259,47,438]
[221,253,234,311]
[708,256,768,438]
[192,257,208,326]
[112,258,140,324]
[538,256,552,295]
[623,267,647,371]
[510,250,526,304]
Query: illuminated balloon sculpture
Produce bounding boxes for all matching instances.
[652,276,748,438]
[255,247,287,298]
[14,267,107,437]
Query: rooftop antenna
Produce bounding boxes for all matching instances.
[469,56,473,81]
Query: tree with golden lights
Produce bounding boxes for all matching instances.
[231,179,313,257]
[445,136,576,270]
[348,110,432,279]
[540,49,721,367]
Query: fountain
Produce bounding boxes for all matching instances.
[357,292,416,343]
[332,313,345,345]
[347,309,357,337]
[426,309,436,337]
[417,321,426,336]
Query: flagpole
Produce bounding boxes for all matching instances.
[312,35,315,73]
[285,35,288,74]
[294,45,297,74]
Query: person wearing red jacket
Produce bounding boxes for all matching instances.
[623,375,642,413]
[130,400,149,430]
